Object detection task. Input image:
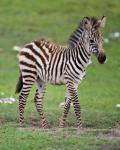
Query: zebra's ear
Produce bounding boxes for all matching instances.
[98,16,106,28]
[82,17,92,30]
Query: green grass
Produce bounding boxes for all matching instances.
[0,0,120,150]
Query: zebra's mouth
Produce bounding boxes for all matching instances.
[97,53,106,64]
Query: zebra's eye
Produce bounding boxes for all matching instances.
[90,39,94,43]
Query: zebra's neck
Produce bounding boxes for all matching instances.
[68,27,91,70]
[76,43,91,66]
[68,27,84,48]
[67,40,91,73]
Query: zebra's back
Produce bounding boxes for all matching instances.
[19,39,67,85]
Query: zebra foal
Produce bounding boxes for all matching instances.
[16,16,107,129]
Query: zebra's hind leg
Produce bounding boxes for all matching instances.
[19,81,34,125]
[34,80,47,128]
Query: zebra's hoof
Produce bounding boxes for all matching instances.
[41,124,48,129]
[19,122,25,127]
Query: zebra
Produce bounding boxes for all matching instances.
[16,16,107,129]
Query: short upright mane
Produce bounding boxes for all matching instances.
[68,22,83,48]
[68,17,98,48]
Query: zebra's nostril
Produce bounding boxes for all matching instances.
[97,54,106,64]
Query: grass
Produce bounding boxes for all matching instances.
[0,0,120,149]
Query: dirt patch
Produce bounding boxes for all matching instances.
[86,128,120,150]
[96,128,120,140]
[18,127,58,132]
[83,128,120,142]
[17,125,120,141]
[99,143,120,150]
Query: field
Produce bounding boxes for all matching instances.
[0,0,120,150]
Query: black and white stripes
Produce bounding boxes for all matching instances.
[16,16,106,129]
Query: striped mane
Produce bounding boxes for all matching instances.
[68,17,98,48]
[68,23,83,48]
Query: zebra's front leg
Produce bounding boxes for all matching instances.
[68,83,82,128]
[59,98,71,128]
[34,83,48,128]
[60,82,82,129]
[72,93,83,129]
[59,89,71,128]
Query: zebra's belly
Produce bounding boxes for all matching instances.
[49,75,66,85]
[37,68,66,85]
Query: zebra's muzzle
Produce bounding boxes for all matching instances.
[97,53,106,64]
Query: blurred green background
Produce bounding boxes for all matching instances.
[0,0,120,150]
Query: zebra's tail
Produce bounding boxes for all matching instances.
[15,73,23,94]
